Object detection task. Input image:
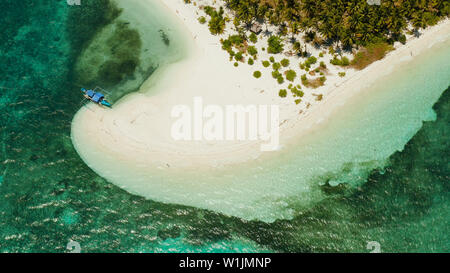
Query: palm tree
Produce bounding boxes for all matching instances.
[220,0,447,50]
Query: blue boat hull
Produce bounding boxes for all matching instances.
[101,100,112,108]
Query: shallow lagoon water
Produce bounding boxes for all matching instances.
[0,0,449,252]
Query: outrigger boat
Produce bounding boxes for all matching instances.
[81,87,112,108]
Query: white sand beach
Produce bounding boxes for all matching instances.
[72,0,450,169]
[71,0,450,221]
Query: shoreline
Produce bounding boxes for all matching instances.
[71,0,450,221]
[72,0,450,170]
[282,18,450,142]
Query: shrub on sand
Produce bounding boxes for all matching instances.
[277,75,284,84]
[272,62,281,70]
[198,16,206,24]
[267,35,284,54]
[247,46,258,56]
[281,58,290,67]
[249,33,258,43]
[286,70,296,81]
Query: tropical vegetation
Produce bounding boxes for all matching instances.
[222,0,448,48]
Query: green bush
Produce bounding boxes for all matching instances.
[253,71,262,78]
[291,87,304,97]
[205,6,226,35]
[272,70,281,79]
[305,56,317,66]
[286,70,296,81]
[341,56,350,66]
[247,46,258,56]
[221,39,232,51]
[319,52,324,57]
[301,74,308,84]
[208,15,225,35]
[248,58,254,65]
[272,62,281,70]
[299,63,305,70]
[198,16,207,24]
[398,34,407,45]
[267,36,284,54]
[279,89,287,97]
[320,61,326,68]
[330,56,342,65]
[234,62,238,67]
[331,55,349,66]
[295,99,302,104]
[249,33,258,43]
[281,58,290,67]
[269,56,275,63]
[221,34,245,59]
[424,11,441,25]
[338,72,346,77]
[204,6,216,16]
[234,51,243,61]
[262,60,270,67]
[277,75,284,84]
[229,34,244,44]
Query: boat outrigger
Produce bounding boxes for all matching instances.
[81,87,112,108]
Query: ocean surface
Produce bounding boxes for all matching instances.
[0,0,448,252]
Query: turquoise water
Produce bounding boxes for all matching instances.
[0,0,448,252]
